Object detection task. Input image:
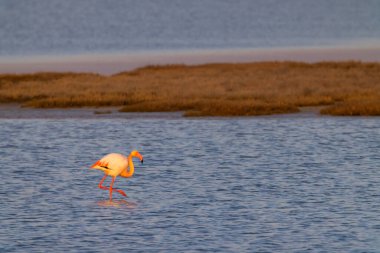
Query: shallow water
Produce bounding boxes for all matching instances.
[0,116,379,252]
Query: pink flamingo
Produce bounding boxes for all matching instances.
[90,150,143,200]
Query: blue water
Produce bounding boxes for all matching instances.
[0,114,379,252]
[1,0,380,57]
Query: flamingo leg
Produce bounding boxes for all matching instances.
[98,174,108,190]
[109,177,115,200]
[115,188,127,197]
[108,177,128,200]
[98,175,127,199]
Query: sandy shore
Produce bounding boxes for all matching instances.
[1,46,380,75]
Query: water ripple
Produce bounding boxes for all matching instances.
[0,117,379,252]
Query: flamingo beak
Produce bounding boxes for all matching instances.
[135,151,143,164]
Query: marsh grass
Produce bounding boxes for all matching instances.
[1,61,380,116]
[320,99,380,116]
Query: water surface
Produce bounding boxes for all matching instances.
[0,114,379,252]
[1,0,380,57]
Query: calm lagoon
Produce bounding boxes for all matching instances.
[0,112,379,252]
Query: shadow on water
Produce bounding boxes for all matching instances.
[97,199,138,209]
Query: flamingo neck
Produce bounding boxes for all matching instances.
[128,155,135,176]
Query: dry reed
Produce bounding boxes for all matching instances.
[1,61,380,116]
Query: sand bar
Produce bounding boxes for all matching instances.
[1,46,380,75]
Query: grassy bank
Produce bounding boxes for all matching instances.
[1,61,380,116]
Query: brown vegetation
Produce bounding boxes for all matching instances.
[1,61,380,116]
[320,99,380,116]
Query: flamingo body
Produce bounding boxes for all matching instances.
[90,150,143,200]
[91,153,129,177]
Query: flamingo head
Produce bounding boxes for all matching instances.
[131,150,144,164]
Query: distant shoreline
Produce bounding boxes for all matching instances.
[1,45,380,75]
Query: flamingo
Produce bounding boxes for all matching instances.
[90,150,143,200]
